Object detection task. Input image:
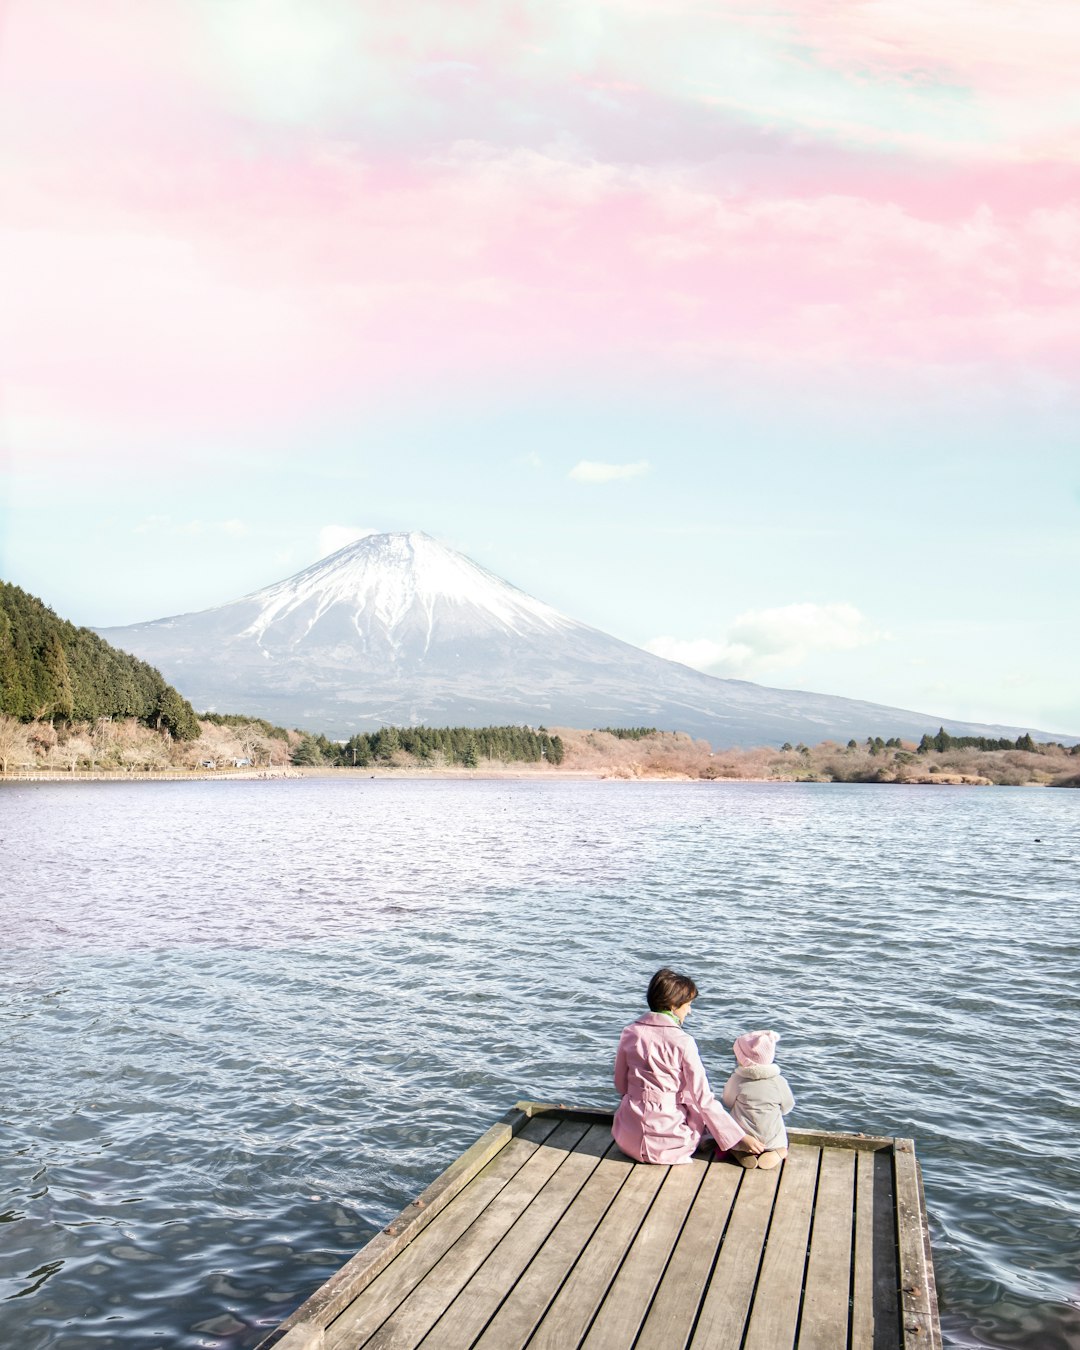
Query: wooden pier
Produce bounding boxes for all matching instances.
[255,1101,940,1350]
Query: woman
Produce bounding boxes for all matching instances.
[613,967,765,1165]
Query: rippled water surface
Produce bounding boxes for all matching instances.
[1,778,1077,1348]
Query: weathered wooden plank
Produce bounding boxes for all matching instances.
[853,1145,902,1350]
[515,1101,615,1126]
[740,1145,820,1350]
[349,1119,598,1350]
[916,1154,942,1350]
[255,1106,542,1350]
[526,1159,668,1350]
[787,1128,895,1152]
[799,1145,856,1349]
[852,1146,878,1350]
[463,1141,634,1349]
[687,1165,780,1350]
[633,1161,741,1350]
[579,1160,707,1349]
[323,1117,589,1350]
[412,1124,615,1350]
[262,1324,323,1350]
[894,1141,938,1350]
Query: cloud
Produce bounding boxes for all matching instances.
[568,459,649,483]
[647,602,884,676]
[318,524,378,556]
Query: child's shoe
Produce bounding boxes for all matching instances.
[756,1150,781,1170]
[735,1151,759,1169]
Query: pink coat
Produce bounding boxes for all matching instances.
[613,1012,746,1163]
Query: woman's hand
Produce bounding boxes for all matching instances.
[739,1132,766,1154]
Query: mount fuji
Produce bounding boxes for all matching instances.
[96,531,1049,745]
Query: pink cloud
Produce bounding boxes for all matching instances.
[3,0,1079,470]
[6,138,1080,459]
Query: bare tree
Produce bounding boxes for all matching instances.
[0,716,33,773]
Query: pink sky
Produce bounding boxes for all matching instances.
[3,1,1079,458]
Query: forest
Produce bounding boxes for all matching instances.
[0,582,200,739]
[291,723,565,768]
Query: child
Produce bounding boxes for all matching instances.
[721,1030,795,1170]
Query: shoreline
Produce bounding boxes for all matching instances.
[0,766,1043,787]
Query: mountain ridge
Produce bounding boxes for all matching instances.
[95,532,1073,745]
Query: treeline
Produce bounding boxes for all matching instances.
[595,727,658,740]
[292,724,566,768]
[559,727,1079,786]
[916,727,1039,753]
[782,731,1054,757]
[0,582,200,739]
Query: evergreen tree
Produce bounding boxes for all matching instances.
[290,736,324,766]
[0,609,27,717]
[41,634,75,721]
[155,686,200,740]
[372,726,401,761]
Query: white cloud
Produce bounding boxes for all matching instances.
[568,459,649,483]
[647,603,885,676]
[646,636,755,672]
[318,524,378,557]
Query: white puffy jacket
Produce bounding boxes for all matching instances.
[720,1062,795,1150]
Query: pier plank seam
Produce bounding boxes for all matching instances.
[864,1146,901,1350]
[739,1143,820,1350]
[687,1161,782,1349]
[406,1124,619,1350]
[634,1159,742,1350]
[524,1158,668,1350]
[798,1144,857,1349]
[325,1117,595,1349]
[254,1103,940,1350]
[579,1157,711,1348]
[463,1141,637,1349]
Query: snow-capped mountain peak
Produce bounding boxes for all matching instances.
[235,531,578,648]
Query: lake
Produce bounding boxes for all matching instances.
[1,778,1077,1348]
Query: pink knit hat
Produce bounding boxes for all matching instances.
[733,1030,780,1066]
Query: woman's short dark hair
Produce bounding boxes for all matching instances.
[647,967,698,1012]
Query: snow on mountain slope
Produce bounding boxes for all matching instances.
[238,532,578,651]
[96,532,1057,745]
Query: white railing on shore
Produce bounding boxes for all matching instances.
[1,768,299,782]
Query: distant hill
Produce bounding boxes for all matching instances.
[0,581,200,739]
[95,531,1073,746]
